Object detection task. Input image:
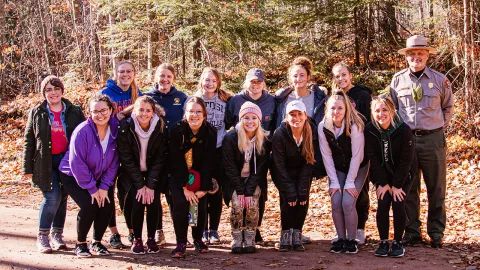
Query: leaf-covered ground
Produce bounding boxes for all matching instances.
[0,89,479,269]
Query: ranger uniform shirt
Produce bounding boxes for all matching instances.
[389,67,454,131]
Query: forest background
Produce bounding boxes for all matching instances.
[0,0,480,267]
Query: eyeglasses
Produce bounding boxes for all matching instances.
[117,70,134,74]
[91,108,110,116]
[187,110,203,116]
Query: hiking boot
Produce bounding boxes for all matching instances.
[131,239,145,254]
[278,229,291,252]
[202,230,209,243]
[109,233,123,249]
[356,229,366,245]
[430,235,443,248]
[146,238,160,253]
[171,243,186,258]
[75,243,91,258]
[375,240,389,257]
[390,240,405,257]
[255,229,264,245]
[292,229,305,252]
[330,238,345,253]
[90,241,110,256]
[127,233,134,245]
[209,230,221,245]
[37,231,52,254]
[402,233,422,245]
[345,239,359,254]
[243,229,256,253]
[193,240,209,253]
[155,230,166,245]
[50,231,67,250]
[231,230,243,254]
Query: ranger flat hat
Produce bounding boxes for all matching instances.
[398,35,436,55]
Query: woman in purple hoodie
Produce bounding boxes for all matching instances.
[59,94,119,258]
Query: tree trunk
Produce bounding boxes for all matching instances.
[0,0,6,103]
[37,0,52,74]
[463,0,471,116]
[364,3,373,66]
[147,31,152,82]
[354,7,360,67]
[108,0,116,72]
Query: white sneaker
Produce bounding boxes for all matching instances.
[331,234,339,244]
[356,229,366,245]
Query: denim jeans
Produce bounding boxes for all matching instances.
[38,154,68,232]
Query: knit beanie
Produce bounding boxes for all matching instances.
[239,101,262,120]
[40,75,64,97]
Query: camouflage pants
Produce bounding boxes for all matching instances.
[230,186,261,231]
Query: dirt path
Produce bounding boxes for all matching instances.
[0,192,468,270]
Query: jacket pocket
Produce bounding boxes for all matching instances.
[397,89,413,107]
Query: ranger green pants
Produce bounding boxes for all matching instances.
[405,129,447,238]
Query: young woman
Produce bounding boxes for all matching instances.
[59,94,118,257]
[365,96,415,258]
[318,91,369,254]
[222,102,269,254]
[192,67,231,245]
[100,60,143,248]
[225,68,276,243]
[23,75,85,253]
[169,97,217,258]
[271,100,317,252]
[117,96,168,254]
[331,62,372,244]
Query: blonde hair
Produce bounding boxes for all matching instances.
[196,67,232,102]
[285,113,315,165]
[331,62,352,92]
[288,56,313,85]
[370,95,399,130]
[114,60,139,104]
[236,117,265,155]
[326,91,365,135]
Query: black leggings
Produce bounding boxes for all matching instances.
[205,147,225,231]
[60,173,114,242]
[279,192,309,230]
[376,184,412,242]
[129,186,161,239]
[356,180,370,230]
[108,181,134,230]
[170,179,207,244]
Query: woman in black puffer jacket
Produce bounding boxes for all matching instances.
[22,75,85,253]
[365,95,415,258]
[117,96,168,255]
[271,100,318,252]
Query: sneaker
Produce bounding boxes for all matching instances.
[90,241,110,256]
[345,239,359,254]
[155,230,166,245]
[402,233,422,245]
[171,243,186,258]
[430,235,443,249]
[356,229,366,245]
[36,232,52,254]
[255,229,264,245]
[331,234,339,244]
[131,239,145,255]
[301,235,312,245]
[202,230,209,243]
[209,230,221,245]
[390,240,405,257]
[193,240,209,253]
[146,238,160,253]
[127,233,135,245]
[50,232,67,250]
[375,240,389,257]
[109,233,123,249]
[75,243,91,258]
[330,238,345,253]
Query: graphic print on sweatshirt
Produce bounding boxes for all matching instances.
[51,110,68,154]
[205,100,226,129]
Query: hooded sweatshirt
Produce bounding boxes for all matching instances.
[100,79,143,115]
[346,84,372,122]
[145,84,187,133]
[225,90,276,137]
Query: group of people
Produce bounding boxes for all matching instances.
[22,35,453,259]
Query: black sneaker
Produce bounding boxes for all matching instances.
[330,238,345,253]
[171,243,186,258]
[375,240,389,257]
[345,239,358,254]
[390,241,405,257]
[430,235,443,249]
[402,234,422,245]
[193,240,209,253]
[109,233,123,249]
[75,243,92,258]
[90,241,110,256]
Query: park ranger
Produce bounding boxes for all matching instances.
[389,35,454,248]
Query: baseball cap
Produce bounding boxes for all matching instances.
[245,68,265,82]
[286,100,307,114]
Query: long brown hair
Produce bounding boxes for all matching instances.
[288,56,313,86]
[114,60,139,104]
[133,95,165,132]
[196,67,232,102]
[285,112,315,165]
[326,90,365,135]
